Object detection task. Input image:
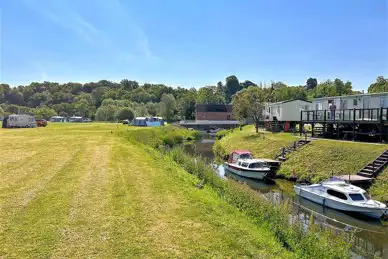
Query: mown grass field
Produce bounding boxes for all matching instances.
[0,123,290,258]
[216,125,388,200]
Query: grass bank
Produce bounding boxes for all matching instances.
[215,125,388,200]
[127,128,352,258]
[0,123,292,258]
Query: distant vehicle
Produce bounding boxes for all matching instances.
[2,114,37,128]
[122,119,129,124]
[36,119,48,127]
[206,127,221,133]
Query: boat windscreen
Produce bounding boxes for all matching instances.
[349,193,365,201]
[239,153,252,159]
[363,193,371,200]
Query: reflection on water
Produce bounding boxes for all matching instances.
[185,137,388,259]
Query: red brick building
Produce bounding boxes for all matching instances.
[195,104,234,121]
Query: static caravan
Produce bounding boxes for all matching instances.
[2,114,37,128]
[50,116,65,122]
[263,100,311,131]
[313,92,388,111]
[69,116,84,122]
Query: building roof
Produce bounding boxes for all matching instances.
[314,92,388,101]
[196,104,232,113]
[266,99,312,106]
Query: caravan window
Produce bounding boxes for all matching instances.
[353,99,358,106]
[277,106,280,114]
[315,102,322,110]
[380,96,388,108]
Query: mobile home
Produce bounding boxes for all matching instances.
[50,116,65,122]
[264,99,312,122]
[313,92,388,111]
[2,114,37,128]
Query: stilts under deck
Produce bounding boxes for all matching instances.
[300,108,388,143]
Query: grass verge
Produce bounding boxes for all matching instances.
[126,128,352,258]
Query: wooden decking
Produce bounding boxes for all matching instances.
[335,175,373,184]
[300,108,388,142]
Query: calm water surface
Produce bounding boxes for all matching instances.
[184,137,388,259]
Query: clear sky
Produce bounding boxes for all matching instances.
[1,0,387,90]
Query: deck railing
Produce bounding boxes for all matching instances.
[301,108,388,123]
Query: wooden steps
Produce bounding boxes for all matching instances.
[275,139,311,161]
[357,150,388,178]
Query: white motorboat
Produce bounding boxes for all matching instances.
[294,179,388,219]
[224,150,272,180]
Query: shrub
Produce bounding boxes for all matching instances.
[216,129,230,140]
[116,107,134,121]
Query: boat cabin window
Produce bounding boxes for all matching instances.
[363,193,371,200]
[241,162,249,167]
[249,163,264,168]
[349,193,365,201]
[239,153,252,160]
[327,189,348,200]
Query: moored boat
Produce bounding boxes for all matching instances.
[224,150,274,180]
[294,178,388,219]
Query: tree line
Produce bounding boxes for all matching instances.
[0,75,386,121]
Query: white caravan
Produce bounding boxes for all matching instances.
[2,114,37,128]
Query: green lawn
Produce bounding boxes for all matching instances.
[217,125,388,200]
[0,123,290,258]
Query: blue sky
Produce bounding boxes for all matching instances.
[1,0,387,90]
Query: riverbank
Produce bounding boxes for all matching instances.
[124,126,352,258]
[0,124,290,258]
[214,125,388,201]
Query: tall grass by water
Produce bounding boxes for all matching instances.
[125,127,352,258]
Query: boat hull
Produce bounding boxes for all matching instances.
[224,163,268,180]
[294,185,388,219]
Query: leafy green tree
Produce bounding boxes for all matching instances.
[134,105,149,117]
[306,78,318,90]
[273,86,307,102]
[196,86,225,104]
[0,106,5,116]
[178,88,197,120]
[120,79,139,91]
[232,86,270,133]
[116,107,135,121]
[225,75,242,102]
[241,80,257,88]
[160,93,176,121]
[95,105,118,121]
[33,106,57,119]
[146,102,159,116]
[368,76,388,93]
[5,88,26,106]
[91,87,108,107]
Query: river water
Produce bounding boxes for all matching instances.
[184,136,388,259]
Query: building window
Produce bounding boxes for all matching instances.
[353,99,358,106]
